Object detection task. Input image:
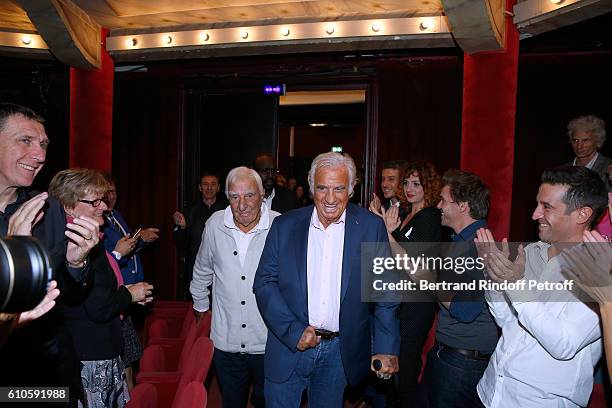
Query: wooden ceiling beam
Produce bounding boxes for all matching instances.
[16,0,101,70]
[441,0,507,53]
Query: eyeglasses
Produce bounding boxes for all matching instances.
[79,198,104,207]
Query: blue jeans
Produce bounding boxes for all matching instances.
[265,337,347,408]
[213,348,265,408]
[422,343,488,408]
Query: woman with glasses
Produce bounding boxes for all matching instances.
[48,168,153,407]
[376,160,445,408]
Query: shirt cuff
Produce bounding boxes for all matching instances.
[112,250,122,261]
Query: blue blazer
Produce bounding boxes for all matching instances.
[253,203,400,385]
[102,209,144,284]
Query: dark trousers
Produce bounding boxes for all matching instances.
[397,302,436,408]
[421,343,488,408]
[213,348,265,408]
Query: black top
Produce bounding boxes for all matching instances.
[0,189,92,404]
[391,206,444,244]
[391,206,444,302]
[174,195,228,281]
[62,244,132,361]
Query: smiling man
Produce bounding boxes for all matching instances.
[254,152,399,407]
[476,166,608,408]
[0,102,99,405]
[369,160,407,214]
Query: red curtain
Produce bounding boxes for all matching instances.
[69,28,114,172]
[460,5,519,239]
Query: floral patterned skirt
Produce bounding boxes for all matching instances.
[78,356,130,408]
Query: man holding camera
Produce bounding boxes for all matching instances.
[0,102,99,405]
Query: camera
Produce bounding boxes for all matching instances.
[0,236,52,313]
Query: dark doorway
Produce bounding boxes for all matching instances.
[182,91,278,208]
[276,91,368,205]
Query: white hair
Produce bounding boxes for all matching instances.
[307,152,357,196]
[567,114,607,149]
[225,166,264,197]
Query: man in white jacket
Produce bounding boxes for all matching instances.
[190,166,280,408]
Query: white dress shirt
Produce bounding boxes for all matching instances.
[477,242,602,408]
[307,208,345,332]
[190,204,279,354]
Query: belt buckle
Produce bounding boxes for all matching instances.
[314,329,337,341]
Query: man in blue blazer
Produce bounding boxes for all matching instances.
[254,152,400,407]
[103,178,159,284]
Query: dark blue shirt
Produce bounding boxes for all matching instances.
[436,219,499,353]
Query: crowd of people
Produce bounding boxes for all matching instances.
[1,101,612,408]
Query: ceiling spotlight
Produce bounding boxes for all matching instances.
[127,38,137,47]
[309,123,327,127]
[549,0,564,4]
[164,35,172,44]
[325,25,335,35]
[419,19,432,31]
[201,32,210,42]
[281,27,290,37]
[371,22,382,33]
[240,30,249,39]
[21,35,32,45]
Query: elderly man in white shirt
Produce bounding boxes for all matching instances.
[190,166,280,408]
[475,166,608,408]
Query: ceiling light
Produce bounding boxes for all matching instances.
[164,35,172,44]
[309,123,327,127]
[127,38,137,47]
[281,27,290,37]
[371,23,382,33]
[21,35,32,45]
[549,0,564,3]
[201,33,210,42]
[325,25,335,35]
[240,30,249,39]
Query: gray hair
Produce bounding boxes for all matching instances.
[307,152,357,196]
[225,166,264,198]
[567,114,606,149]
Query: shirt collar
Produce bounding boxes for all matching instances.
[451,219,487,242]
[223,202,270,233]
[310,207,346,231]
[573,152,599,169]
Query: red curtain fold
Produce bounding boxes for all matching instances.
[69,28,114,172]
[460,5,520,239]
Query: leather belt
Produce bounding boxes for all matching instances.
[314,329,340,340]
[435,341,492,361]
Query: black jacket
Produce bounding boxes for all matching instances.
[63,244,132,360]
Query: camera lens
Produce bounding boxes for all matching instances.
[0,236,52,313]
